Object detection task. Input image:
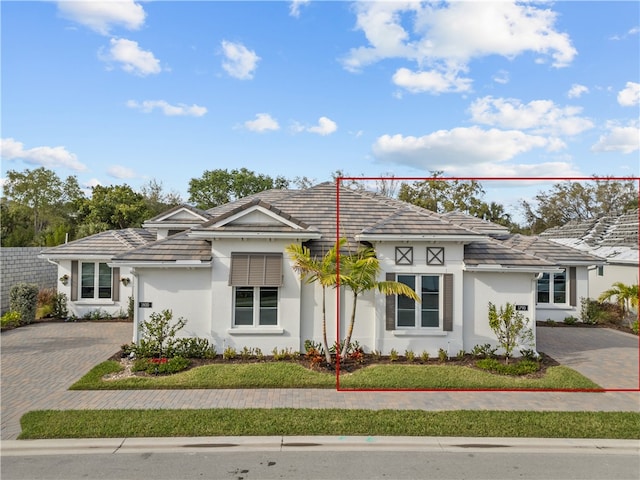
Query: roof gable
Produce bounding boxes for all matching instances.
[143,204,211,228]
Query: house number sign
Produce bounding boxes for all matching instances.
[515,305,528,311]
[138,302,153,308]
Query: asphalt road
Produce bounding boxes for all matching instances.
[3,450,640,480]
[3,437,639,480]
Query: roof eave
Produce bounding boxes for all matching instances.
[357,234,486,243]
[109,260,212,268]
[464,265,563,273]
[188,230,322,240]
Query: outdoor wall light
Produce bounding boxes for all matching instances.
[120,277,131,286]
[59,274,69,286]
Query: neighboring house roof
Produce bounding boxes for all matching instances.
[539,210,639,265]
[40,229,155,259]
[498,234,605,266]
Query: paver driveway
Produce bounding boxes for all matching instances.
[1,322,639,441]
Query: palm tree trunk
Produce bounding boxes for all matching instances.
[341,293,358,359]
[321,286,331,364]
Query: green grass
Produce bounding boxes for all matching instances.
[71,361,602,391]
[19,409,640,439]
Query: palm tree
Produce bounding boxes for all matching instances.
[598,282,639,326]
[286,239,346,364]
[339,244,420,360]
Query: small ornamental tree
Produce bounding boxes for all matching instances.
[9,282,39,325]
[488,302,534,364]
[138,310,187,358]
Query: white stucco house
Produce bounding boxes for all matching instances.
[41,183,604,356]
[540,210,639,309]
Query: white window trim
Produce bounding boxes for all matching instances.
[537,269,568,306]
[80,262,112,301]
[396,274,443,330]
[232,286,280,328]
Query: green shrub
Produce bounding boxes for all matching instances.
[223,346,237,360]
[563,316,578,325]
[420,350,430,362]
[580,297,599,325]
[1,311,22,328]
[438,348,447,362]
[519,349,539,361]
[10,283,38,325]
[488,302,534,364]
[52,293,68,319]
[389,348,399,362]
[138,310,187,358]
[476,358,540,376]
[632,320,639,335]
[404,349,415,362]
[171,337,216,359]
[471,344,498,359]
[131,356,191,375]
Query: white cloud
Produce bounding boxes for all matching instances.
[100,38,162,76]
[342,1,576,94]
[126,100,207,117]
[244,113,280,133]
[617,82,640,106]
[591,121,640,154]
[568,84,589,99]
[57,0,146,35]
[493,70,510,85]
[610,26,640,40]
[290,0,310,18]
[107,165,137,179]
[0,137,87,171]
[372,127,565,170]
[307,117,338,136]
[469,96,594,136]
[392,67,472,94]
[221,40,260,80]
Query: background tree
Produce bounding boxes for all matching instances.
[78,184,149,231]
[2,167,86,246]
[398,171,486,214]
[188,168,289,210]
[520,177,637,234]
[140,178,183,218]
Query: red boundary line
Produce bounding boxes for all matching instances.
[334,176,640,393]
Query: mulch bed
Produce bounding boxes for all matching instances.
[109,349,561,378]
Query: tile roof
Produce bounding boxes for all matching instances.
[464,239,556,267]
[498,234,604,265]
[441,212,511,236]
[112,232,212,263]
[40,229,155,258]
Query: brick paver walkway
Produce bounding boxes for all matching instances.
[1,323,639,440]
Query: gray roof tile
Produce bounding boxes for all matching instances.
[41,229,155,258]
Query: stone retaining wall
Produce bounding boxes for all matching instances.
[1,247,57,314]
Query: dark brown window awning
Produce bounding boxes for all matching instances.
[229,253,283,287]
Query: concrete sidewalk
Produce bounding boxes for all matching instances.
[2,322,639,441]
[3,436,639,456]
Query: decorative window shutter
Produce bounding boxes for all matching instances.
[70,261,78,301]
[385,272,395,330]
[112,267,120,302]
[230,254,283,287]
[443,273,453,331]
[569,267,577,307]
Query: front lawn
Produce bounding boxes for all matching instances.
[70,360,602,390]
[19,409,640,439]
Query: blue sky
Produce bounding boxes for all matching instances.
[1,1,639,214]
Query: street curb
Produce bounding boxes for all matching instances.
[2,436,639,456]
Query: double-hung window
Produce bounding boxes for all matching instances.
[537,269,567,305]
[397,275,441,328]
[81,262,112,299]
[230,253,282,327]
